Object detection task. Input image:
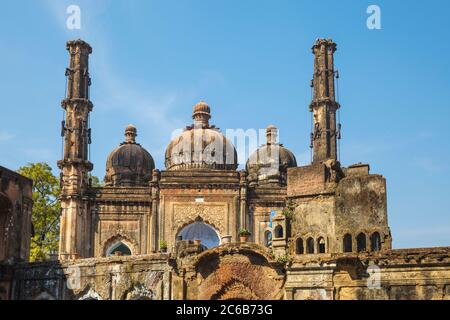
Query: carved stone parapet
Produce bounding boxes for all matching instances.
[309,99,340,112]
[66,39,93,54]
[61,98,94,112]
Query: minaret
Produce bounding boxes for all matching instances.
[57,39,94,260]
[310,39,340,163]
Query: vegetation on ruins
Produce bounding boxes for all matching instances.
[160,240,168,250]
[17,162,101,261]
[18,163,60,262]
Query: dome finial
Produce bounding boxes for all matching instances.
[266,125,278,145]
[125,124,137,143]
[192,100,211,127]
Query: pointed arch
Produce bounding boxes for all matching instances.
[296,238,304,254]
[274,225,284,239]
[356,233,367,253]
[343,234,352,253]
[263,230,272,247]
[317,237,326,254]
[77,286,103,300]
[177,219,221,248]
[106,241,132,256]
[306,237,314,254]
[102,234,137,257]
[210,278,259,300]
[371,232,381,252]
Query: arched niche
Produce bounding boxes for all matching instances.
[371,232,381,252]
[317,237,326,254]
[263,230,272,247]
[274,225,284,239]
[177,221,220,248]
[296,238,304,254]
[356,233,367,253]
[306,237,314,254]
[343,234,353,253]
[194,246,285,300]
[106,241,132,257]
[102,234,137,257]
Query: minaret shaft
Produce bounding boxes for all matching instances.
[310,39,340,164]
[58,39,93,260]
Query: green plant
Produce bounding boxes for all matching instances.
[159,240,168,250]
[18,163,60,262]
[282,208,294,220]
[276,255,291,265]
[282,200,297,220]
[239,229,251,237]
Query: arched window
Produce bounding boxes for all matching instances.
[296,238,304,254]
[356,233,367,253]
[318,237,326,254]
[106,241,132,257]
[178,221,220,248]
[264,230,272,247]
[274,225,284,239]
[371,232,381,252]
[343,234,352,253]
[306,237,314,254]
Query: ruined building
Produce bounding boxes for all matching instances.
[1,39,449,300]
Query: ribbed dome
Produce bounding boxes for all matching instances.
[165,101,238,171]
[246,125,297,186]
[105,125,155,186]
[193,100,211,116]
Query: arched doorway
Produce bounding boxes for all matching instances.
[178,222,220,248]
[106,241,132,257]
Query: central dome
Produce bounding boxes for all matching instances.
[165,101,238,171]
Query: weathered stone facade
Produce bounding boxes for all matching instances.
[1,38,449,300]
[0,166,33,300]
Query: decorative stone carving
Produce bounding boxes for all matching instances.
[173,203,227,236]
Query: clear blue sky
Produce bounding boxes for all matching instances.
[1,0,449,249]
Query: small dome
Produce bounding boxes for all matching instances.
[246,125,297,186]
[165,101,238,171]
[193,100,211,115]
[105,126,155,186]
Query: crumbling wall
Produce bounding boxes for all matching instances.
[12,254,171,300]
[335,174,392,252]
[0,166,33,263]
[185,244,285,300]
[286,247,450,300]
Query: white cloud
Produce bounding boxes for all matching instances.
[413,156,448,174]
[0,131,14,143]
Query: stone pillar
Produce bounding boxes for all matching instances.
[58,39,94,260]
[310,38,340,163]
[239,171,248,234]
[150,169,160,252]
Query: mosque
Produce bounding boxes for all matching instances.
[0,39,449,300]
